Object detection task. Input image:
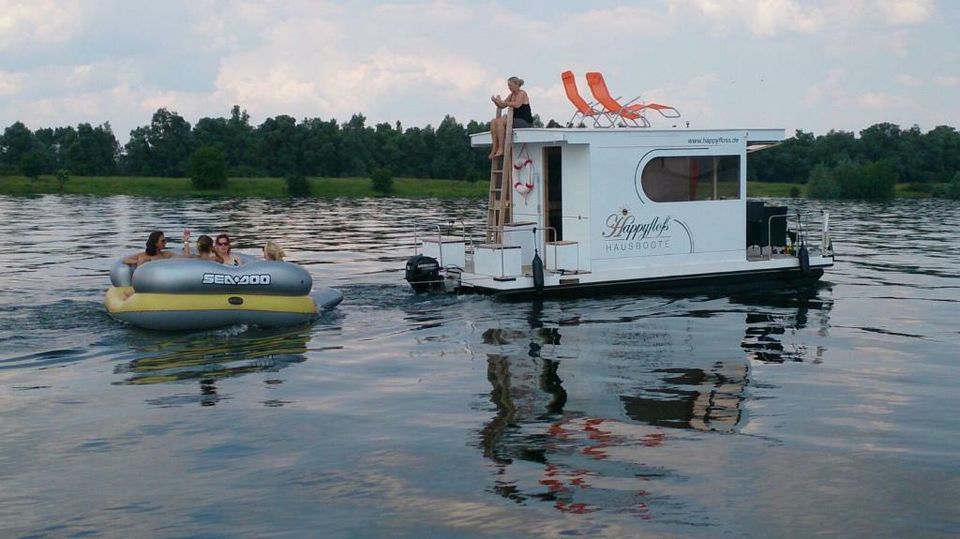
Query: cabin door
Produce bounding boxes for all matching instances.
[543,146,563,242]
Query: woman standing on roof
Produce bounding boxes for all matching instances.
[489,76,533,159]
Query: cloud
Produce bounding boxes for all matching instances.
[856,92,914,109]
[932,75,960,87]
[207,5,493,126]
[0,71,24,97]
[804,69,847,106]
[671,0,933,39]
[0,0,84,51]
[0,1,953,140]
[896,74,922,87]
[877,0,932,24]
[672,0,824,36]
[821,27,912,59]
[562,5,674,38]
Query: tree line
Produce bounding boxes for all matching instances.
[748,122,960,185]
[1,106,958,187]
[0,106,503,182]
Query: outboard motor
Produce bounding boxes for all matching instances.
[405,254,442,293]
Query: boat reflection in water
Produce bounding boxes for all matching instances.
[739,285,832,364]
[477,291,830,518]
[113,326,337,407]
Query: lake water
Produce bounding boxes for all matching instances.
[0,195,958,538]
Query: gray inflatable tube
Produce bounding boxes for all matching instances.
[107,258,343,330]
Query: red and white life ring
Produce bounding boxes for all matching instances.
[513,158,533,171]
[514,180,534,194]
[513,156,535,203]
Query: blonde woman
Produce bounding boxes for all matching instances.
[263,241,285,261]
[489,76,533,159]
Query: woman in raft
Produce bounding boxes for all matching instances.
[263,241,285,262]
[213,233,244,266]
[489,76,533,159]
[182,230,217,261]
[123,230,184,266]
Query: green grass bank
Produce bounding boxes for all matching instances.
[0,176,490,199]
[0,175,946,200]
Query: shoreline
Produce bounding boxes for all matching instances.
[0,176,489,199]
[0,175,945,199]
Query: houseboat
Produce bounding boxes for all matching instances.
[405,125,833,296]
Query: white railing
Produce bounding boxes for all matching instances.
[762,210,832,259]
[411,221,562,274]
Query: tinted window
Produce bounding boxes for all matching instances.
[641,156,740,202]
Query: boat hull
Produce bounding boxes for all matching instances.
[457,265,825,299]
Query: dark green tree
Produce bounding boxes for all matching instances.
[433,115,469,179]
[56,169,70,191]
[122,126,153,175]
[123,108,193,176]
[193,117,230,156]
[749,129,816,183]
[370,167,393,194]
[2,122,40,170]
[66,123,119,175]
[300,117,341,177]
[20,150,44,181]
[149,109,193,176]
[946,172,960,200]
[254,115,302,176]
[921,125,960,183]
[285,174,311,197]
[807,158,896,201]
[370,121,404,174]
[188,146,228,189]
[340,113,373,177]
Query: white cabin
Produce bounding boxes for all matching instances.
[409,127,833,296]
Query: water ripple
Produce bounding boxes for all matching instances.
[0,195,958,537]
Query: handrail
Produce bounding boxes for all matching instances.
[414,220,580,276]
[411,221,462,268]
[761,209,833,259]
[765,214,788,259]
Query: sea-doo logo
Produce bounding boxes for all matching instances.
[202,273,272,286]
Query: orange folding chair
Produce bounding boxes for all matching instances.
[561,70,612,127]
[585,72,681,128]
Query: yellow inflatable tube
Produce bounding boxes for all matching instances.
[105,286,320,330]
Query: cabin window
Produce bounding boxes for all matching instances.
[641,155,740,202]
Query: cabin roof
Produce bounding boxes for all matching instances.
[470,127,786,151]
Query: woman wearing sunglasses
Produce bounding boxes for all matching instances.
[213,233,244,266]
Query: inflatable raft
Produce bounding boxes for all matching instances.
[105,257,342,330]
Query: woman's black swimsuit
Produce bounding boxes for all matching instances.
[513,103,533,127]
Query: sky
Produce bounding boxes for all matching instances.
[1,0,958,142]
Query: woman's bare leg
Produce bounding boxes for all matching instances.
[495,118,505,158]
[489,117,503,159]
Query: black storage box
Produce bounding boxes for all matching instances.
[745,202,787,247]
